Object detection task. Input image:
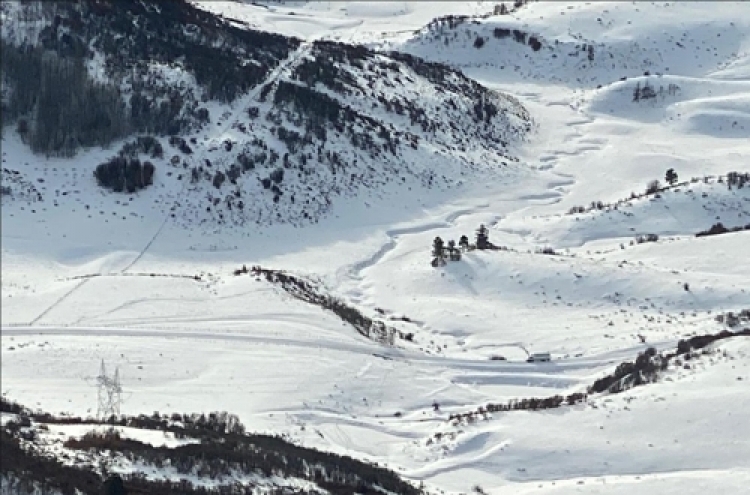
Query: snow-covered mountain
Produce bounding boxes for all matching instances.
[1,0,531,229]
[2,1,750,494]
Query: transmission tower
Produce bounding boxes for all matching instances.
[96,359,122,422]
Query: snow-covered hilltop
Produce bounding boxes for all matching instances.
[391,1,750,87]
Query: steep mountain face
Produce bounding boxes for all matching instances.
[0,0,532,228]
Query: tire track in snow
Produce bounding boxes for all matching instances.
[27,278,92,326]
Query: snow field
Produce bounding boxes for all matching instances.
[3,1,750,493]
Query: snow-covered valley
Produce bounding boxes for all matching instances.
[2,1,749,494]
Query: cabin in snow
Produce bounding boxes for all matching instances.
[527,352,551,363]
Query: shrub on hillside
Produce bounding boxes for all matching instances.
[726,171,749,190]
[635,233,659,244]
[537,247,558,255]
[645,179,661,195]
[589,346,668,394]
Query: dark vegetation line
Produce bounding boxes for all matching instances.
[234,265,414,345]
[1,401,424,495]
[695,222,750,238]
[588,326,750,394]
[446,325,750,424]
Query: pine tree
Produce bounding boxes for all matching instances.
[459,235,469,251]
[665,168,678,186]
[447,240,461,261]
[103,475,127,495]
[431,237,446,267]
[476,224,490,250]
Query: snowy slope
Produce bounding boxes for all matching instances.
[392,1,750,87]
[2,1,750,494]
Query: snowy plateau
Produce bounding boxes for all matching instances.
[1,0,750,494]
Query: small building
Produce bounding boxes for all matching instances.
[526,352,551,363]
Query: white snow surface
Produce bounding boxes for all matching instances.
[2,1,750,494]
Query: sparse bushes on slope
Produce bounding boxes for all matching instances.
[589,346,668,394]
[589,327,750,395]
[565,172,745,218]
[448,327,750,426]
[448,391,588,424]
[431,224,516,267]
[536,246,558,255]
[235,265,414,345]
[633,81,681,103]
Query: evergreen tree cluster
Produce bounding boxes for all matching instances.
[94,156,155,193]
[2,42,128,157]
[633,81,680,102]
[431,225,495,267]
